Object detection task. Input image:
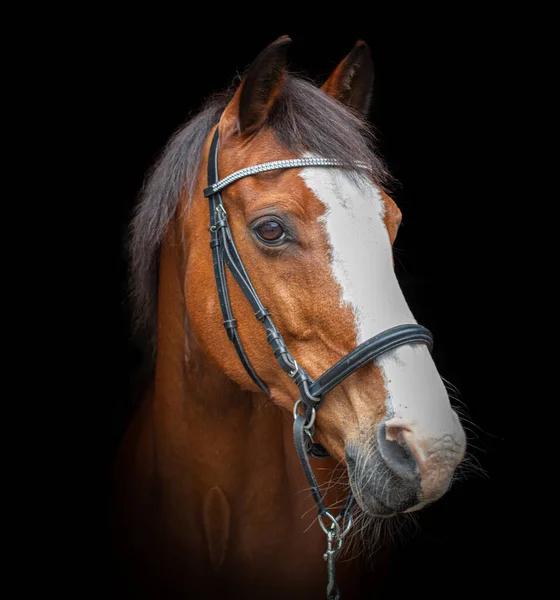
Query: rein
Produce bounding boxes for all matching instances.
[204,127,433,599]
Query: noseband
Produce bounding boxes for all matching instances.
[204,128,433,599]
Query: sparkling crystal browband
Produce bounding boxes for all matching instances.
[203,157,369,197]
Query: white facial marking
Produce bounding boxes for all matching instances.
[299,164,464,459]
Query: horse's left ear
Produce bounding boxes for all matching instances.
[321,40,374,117]
[220,35,292,137]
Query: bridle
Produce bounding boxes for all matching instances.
[204,127,433,599]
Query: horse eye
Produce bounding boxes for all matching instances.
[255,220,285,244]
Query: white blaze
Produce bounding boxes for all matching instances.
[299,165,459,442]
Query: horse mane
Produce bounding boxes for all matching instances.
[128,73,395,363]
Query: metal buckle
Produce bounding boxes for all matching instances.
[209,205,228,233]
[318,510,341,538]
[293,398,316,430]
[288,358,299,378]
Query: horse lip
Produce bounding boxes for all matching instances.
[349,482,398,518]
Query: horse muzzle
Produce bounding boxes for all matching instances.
[346,415,466,516]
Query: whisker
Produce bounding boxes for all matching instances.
[441,376,462,397]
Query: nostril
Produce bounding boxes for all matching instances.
[377,421,418,481]
[385,423,412,443]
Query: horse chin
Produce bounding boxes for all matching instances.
[349,475,435,519]
[349,487,398,519]
[347,466,426,519]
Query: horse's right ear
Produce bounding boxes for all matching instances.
[220,36,292,137]
[321,40,374,118]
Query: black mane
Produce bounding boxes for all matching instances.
[128,74,393,359]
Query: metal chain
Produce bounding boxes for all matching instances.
[325,527,342,600]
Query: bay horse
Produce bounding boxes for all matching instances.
[111,36,467,600]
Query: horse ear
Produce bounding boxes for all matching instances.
[321,40,374,117]
[221,35,292,136]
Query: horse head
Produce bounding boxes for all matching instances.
[179,36,466,518]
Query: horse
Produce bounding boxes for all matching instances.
[110,36,467,600]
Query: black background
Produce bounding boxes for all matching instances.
[45,9,526,599]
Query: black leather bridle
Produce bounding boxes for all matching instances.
[204,127,433,599]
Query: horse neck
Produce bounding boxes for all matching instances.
[117,218,363,595]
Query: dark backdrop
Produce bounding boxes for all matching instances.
[55,11,519,599]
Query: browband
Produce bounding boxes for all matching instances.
[204,157,369,197]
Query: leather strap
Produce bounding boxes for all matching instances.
[293,414,356,516]
[207,130,270,394]
[207,129,319,400]
[309,324,433,401]
[294,414,329,514]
